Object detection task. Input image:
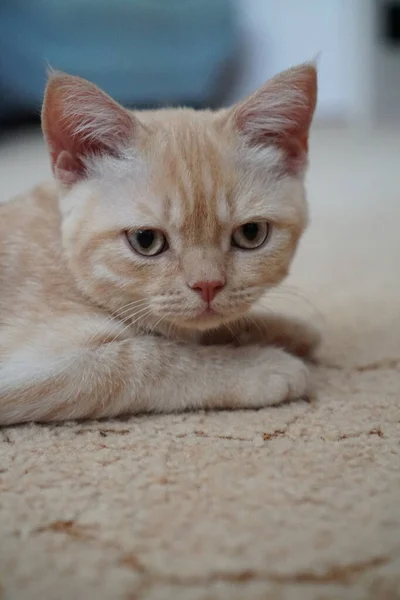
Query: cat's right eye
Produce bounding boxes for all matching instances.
[126,229,168,257]
[231,221,270,250]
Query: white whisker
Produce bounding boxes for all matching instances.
[104,307,154,345]
[84,299,149,349]
[265,286,325,322]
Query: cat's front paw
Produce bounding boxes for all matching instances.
[261,349,310,404]
[236,346,311,407]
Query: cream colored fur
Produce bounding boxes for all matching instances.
[0,63,319,425]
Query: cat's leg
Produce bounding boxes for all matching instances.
[201,313,321,358]
[0,317,310,425]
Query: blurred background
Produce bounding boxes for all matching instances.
[1,0,400,128]
[0,0,399,204]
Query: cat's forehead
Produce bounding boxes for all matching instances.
[93,110,289,238]
[143,117,237,236]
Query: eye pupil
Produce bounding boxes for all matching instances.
[137,229,155,249]
[126,228,167,256]
[242,222,259,241]
[231,220,270,250]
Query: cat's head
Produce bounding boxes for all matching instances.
[42,63,317,331]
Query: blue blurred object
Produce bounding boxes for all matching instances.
[0,0,237,118]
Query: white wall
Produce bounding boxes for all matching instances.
[230,0,359,120]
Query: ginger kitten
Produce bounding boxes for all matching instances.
[0,63,319,425]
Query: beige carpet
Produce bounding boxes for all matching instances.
[0,125,400,600]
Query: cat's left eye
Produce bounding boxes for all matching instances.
[231,221,270,250]
[126,229,168,257]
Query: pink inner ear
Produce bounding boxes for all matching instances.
[233,63,317,173]
[54,150,85,186]
[42,73,135,185]
[254,128,310,174]
[236,108,310,174]
[283,137,309,175]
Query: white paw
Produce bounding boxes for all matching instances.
[268,355,310,402]
[241,347,311,407]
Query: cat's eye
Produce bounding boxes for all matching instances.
[231,221,270,250]
[126,229,168,256]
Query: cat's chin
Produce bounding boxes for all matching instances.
[166,309,246,333]
[166,314,223,332]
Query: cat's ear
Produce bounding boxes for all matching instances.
[231,62,317,172]
[42,71,137,186]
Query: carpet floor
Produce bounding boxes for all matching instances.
[0,125,399,600]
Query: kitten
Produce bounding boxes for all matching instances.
[0,62,319,425]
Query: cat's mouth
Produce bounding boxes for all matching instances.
[190,300,253,324]
[156,300,254,330]
[185,304,242,328]
[166,306,223,330]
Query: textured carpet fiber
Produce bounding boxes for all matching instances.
[0,126,399,600]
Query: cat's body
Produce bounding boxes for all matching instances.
[0,63,319,425]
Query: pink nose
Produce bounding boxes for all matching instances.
[190,280,225,303]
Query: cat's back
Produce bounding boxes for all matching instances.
[0,181,59,230]
[0,183,80,320]
[0,182,61,274]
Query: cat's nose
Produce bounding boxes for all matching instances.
[190,280,225,303]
